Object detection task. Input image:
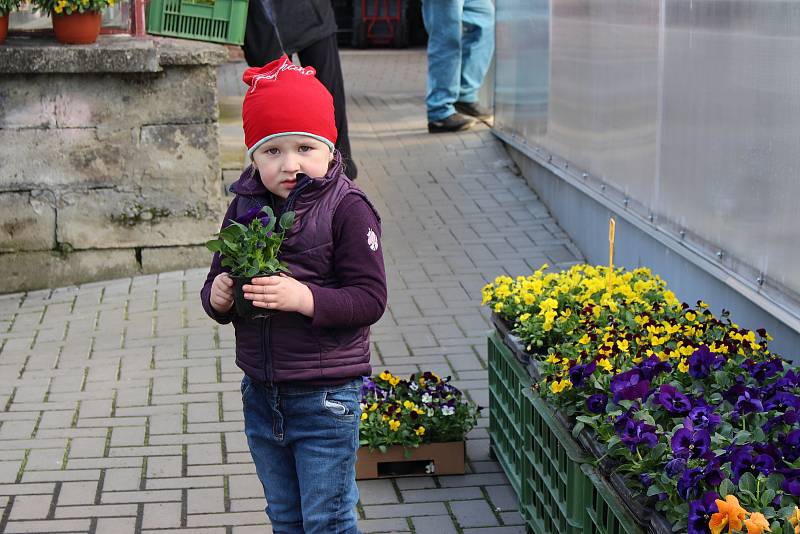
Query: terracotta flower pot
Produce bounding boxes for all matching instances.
[0,14,9,44]
[52,11,101,45]
[231,274,278,320]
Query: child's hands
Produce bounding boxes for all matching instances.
[243,275,315,317]
[210,273,235,314]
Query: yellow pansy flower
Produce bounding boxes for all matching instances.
[379,371,392,381]
[519,312,532,323]
[678,359,689,373]
[685,311,697,322]
[369,403,378,412]
[388,420,400,431]
[415,426,425,436]
[617,339,629,353]
[361,412,367,421]
[494,303,503,313]
[598,359,613,372]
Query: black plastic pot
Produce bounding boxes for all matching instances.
[231,274,277,319]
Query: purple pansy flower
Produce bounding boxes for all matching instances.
[586,394,608,414]
[665,457,687,478]
[730,445,776,483]
[685,404,721,432]
[671,428,711,459]
[653,384,693,416]
[639,355,672,381]
[688,346,724,379]
[568,361,597,388]
[783,429,800,462]
[614,412,658,452]
[765,391,800,412]
[780,468,800,496]
[735,388,764,415]
[610,369,650,403]
[638,473,654,488]
[677,467,704,501]
[234,206,262,225]
[688,492,719,534]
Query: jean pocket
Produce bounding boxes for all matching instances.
[322,389,359,422]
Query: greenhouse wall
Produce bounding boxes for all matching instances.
[493,0,800,357]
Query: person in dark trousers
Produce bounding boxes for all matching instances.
[243,0,358,179]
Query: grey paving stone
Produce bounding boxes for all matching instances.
[363,502,448,519]
[412,515,459,534]
[8,493,53,520]
[401,486,483,503]
[357,479,399,505]
[450,499,499,528]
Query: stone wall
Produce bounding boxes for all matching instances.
[0,36,228,293]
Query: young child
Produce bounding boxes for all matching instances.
[200,56,387,534]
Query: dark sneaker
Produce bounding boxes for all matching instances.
[454,101,493,121]
[427,113,476,133]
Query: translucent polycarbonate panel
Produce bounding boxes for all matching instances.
[494,0,800,299]
[658,0,800,294]
[495,0,661,206]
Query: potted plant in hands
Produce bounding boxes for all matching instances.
[32,0,115,44]
[0,0,21,43]
[205,205,296,319]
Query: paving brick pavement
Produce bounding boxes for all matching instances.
[0,49,581,533]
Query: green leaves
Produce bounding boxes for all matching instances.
[205,206,295,276]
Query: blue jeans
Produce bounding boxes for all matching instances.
[241,375,362,534]
[422,0,495,121]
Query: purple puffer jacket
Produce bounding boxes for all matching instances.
[201,156,383,383]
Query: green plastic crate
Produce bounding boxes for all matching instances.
[487,330,532,498]
[520,388,591,533]
[582,464,645,534]
[146,0,249,45]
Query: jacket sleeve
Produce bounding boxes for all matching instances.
[200,197,239,325]
[308,194,387,329]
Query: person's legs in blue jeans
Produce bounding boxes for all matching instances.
[459,0,495,104]
[240,376,304,533]
[422,0,465,121]
[289,382,362,534]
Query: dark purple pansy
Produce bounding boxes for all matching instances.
[730,445,775,483]
[704,461,724,487]
[677,467,704,500]
[688,346,724,379]
[614,412,658,452]
[688,492,718,534]
[735,388,764,415]
[723,381,747,405]
[685,404,721,432]
[765,391,800,412]
[665,457,688,478]
[776,370,800,389]
[653,384,693,415]
[639,355,672,381]
[671,428,711,459]
[780,468,800,496]
[610,369,650,403]
[751,358,784,383]
[586,394,608,414]
[568,361,597,388]
[783,429,800,462]
[638,473,654,488]
[234,206,262,225]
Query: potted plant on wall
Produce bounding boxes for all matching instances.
[32,0,115,44]
[0,0,21,43]
[205,205,295,320]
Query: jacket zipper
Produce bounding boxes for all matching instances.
[263,316,272,385]
[262,176,310,386]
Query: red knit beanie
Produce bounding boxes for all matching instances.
[242,55,337,160]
